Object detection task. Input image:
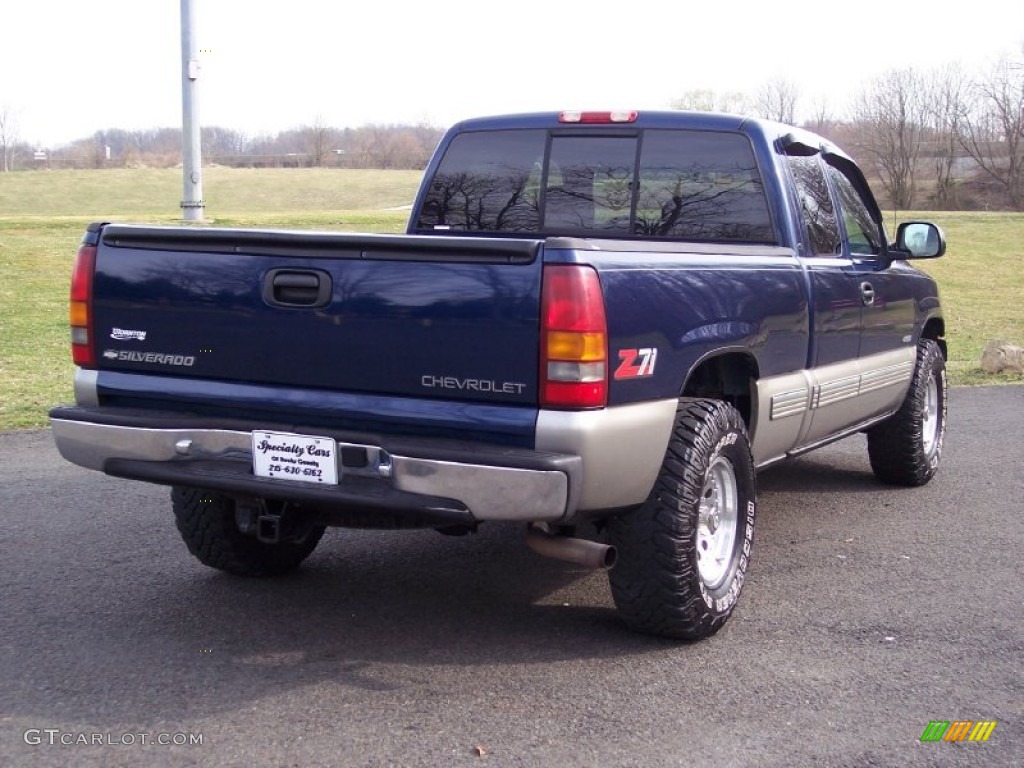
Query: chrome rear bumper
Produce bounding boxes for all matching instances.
[50,415,575,524]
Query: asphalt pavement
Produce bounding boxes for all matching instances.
[1,386,1021,767]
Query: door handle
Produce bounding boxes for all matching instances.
[860,281,875,307]
[263,269,332,308]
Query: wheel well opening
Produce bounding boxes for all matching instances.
[682,354,758,428]
[922,318,947,359]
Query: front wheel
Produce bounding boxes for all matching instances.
[867,340,947,487]
[606,399,756,641]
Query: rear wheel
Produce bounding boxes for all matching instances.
[607,399,756,640]
[171,486,325,576]
[867,339,947,486]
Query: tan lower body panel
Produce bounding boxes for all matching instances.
[751,347,916,466]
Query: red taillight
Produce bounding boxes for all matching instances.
[558,110,638,124]
[540,265,607,408]
[70,244,96,367]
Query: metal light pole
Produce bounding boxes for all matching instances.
[180,0,204,221]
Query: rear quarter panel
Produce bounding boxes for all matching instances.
[543,242,810,405]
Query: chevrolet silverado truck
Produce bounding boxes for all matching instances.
[50,110,948,641]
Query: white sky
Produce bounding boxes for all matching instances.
[2,0,1022,148]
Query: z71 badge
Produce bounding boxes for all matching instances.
[614,347,658,380]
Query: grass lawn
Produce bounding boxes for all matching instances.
[1,168,1021,430]
[906,212,1024,385]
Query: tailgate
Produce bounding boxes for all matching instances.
[91,225,543,405]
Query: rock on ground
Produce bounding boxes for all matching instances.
[980,340,1024,374]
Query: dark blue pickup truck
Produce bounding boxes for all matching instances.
[50,110,948,640]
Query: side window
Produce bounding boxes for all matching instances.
[825,164,882,255]
[786,155,840,256]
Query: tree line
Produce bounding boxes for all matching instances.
[0,120,445,173]
[671,53,1024,211]
[2,51,1022,210]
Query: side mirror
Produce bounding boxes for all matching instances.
[894,221,946,259]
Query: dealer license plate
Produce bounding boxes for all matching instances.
[251,431,339,485]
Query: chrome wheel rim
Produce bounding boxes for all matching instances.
[696,455,739,589]
[921,374,940,458]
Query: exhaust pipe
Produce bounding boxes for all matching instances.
[526,524,616,570]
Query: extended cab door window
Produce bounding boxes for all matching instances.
[786,155,841,256]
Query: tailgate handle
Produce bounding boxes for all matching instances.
[264,269,332,308]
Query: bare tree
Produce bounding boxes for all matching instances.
[307,114,331,168]
[924,63,970,209]
[203,126,248,157]
[803,96,834,134]
[752,78,799,123]
[959,54,1024,209]
[671,89,748,114]
[383,130,425,169]
[854,68,928,209]
[347,124,385,167]
[90,131,109,168]
[0,104,18,172]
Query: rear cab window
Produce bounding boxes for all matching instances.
[415,127,776,244]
